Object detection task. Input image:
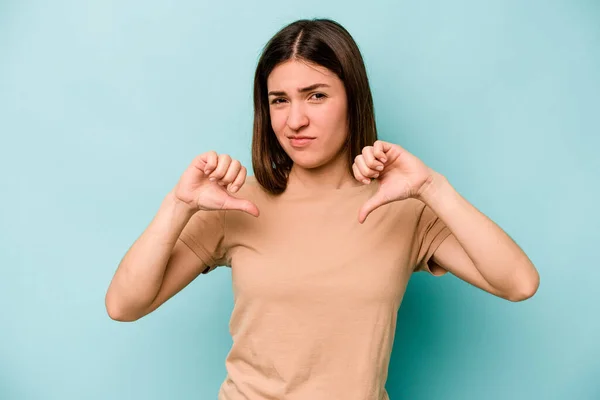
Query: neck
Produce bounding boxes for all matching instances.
[286,150,360,192]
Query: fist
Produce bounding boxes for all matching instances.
[173,151,259,217]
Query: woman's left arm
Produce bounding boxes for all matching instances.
[418,171,540,302]
[355,140,540,302]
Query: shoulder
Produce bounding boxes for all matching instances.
[384,196,425,218]
[227,175,273,216]
[237,175,267,198]
[222,175,268,233]
[243,174,259,188]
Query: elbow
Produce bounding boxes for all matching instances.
[105,293,141,322]
[507,287,536,302]
[507,267,540,302]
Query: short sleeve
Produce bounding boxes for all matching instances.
[412,202,452,276]
[178,209,229,274]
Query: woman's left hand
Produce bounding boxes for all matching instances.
[353,140,435,223]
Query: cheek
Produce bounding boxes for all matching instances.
[269,109,286,134]
[313,103,347,132]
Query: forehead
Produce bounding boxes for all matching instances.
[267,59,340,89]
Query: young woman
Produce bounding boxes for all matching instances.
[106,18,539,400]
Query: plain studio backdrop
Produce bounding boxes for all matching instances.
[1,1,598,399]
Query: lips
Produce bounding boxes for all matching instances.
[288,136,315,148]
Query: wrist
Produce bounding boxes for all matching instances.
[166,190,198,216]
[416,170,449,205]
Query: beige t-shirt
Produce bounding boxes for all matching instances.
[179,176,451,400]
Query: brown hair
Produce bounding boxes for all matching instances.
[251,18,378,195]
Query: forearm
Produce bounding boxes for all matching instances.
[105,191,196,318]
[418,172,539,295]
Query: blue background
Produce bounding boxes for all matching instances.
[1,1,599,399]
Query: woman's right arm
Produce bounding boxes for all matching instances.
[105,191,201,322]
[104,152,259,322]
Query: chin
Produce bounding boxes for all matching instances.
[289,157,329,170]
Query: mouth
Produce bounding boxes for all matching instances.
[288,136,315,148]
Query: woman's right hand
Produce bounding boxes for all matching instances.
[172,151,260,217]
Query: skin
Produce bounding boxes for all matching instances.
[266,58,540,302]
[267,59,360,190]
[107,57,539,322]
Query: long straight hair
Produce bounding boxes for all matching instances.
[252,19,378,195]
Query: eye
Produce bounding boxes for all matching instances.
[270,98,287,105]
[310,92,327,101]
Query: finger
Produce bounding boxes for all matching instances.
[209,154,232,181]
[202,151,218,175]
[358,191,391,224]
[191,154,206,172]
[228,166,247,193]
[373,141,387,163]
[220,159,241,186]
[224,196,260,217]
[352,163,371,185]
[355,155,379,179]
[362,146,384,171]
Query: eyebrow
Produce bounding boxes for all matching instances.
[267,83,330,97]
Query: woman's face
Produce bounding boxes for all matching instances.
[267,59,348,170]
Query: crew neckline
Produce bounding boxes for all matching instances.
[281,179,378,200]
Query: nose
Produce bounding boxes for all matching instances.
[286,102,309,131]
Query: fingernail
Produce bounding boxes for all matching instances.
[230,185,238,192]
[376,165,383,171]
[209,177,216,182]
[380,158,387,163]
[362,179,371,184]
